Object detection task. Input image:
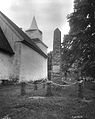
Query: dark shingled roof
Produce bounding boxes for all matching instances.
[0,27,14,55]
[26,29,42,34]
[31,38,48,48]
[0,11,47,58]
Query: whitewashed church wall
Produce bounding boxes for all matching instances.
[0,48,21,81]
[12,43,21,80]
[0,52,13,80]
[20,44,47,82]
[0,15,22,80]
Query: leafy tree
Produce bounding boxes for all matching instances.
[61,35,80,71]
[62,0,95,79]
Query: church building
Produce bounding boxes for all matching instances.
[0,11,48,82]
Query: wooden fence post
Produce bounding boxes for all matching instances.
[46,82,53,96]
[21,82,26,96]
[34,82,37,90]
[43,83,45,88]
[78,80,83,99]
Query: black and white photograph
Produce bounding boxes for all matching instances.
[0,0,95,119]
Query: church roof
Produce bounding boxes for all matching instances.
[26,16,42,33]
[31,38,48,48]
[0,11,47,58]
[0,27,14,55]
[30,16,38,30]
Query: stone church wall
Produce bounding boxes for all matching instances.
[0,14,22,80]
[20,43,47,82]
[0,52,13,80]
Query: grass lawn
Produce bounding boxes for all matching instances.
[0,82,95,119]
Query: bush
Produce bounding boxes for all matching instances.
[1,78,19,86]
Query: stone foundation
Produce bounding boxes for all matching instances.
[51,72,62,84]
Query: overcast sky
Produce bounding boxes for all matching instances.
[0,0,74,52]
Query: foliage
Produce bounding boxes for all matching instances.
[61,35,80,72]
[61,0,95,78]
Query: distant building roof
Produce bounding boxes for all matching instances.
[0,11,47,58]
[0,27,14,55]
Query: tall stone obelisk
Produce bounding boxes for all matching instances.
[51,28,62,83]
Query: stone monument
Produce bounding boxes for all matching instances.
[51,28,62,83]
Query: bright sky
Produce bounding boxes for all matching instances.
[0,0,74,52]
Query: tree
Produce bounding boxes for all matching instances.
[62,0,95,79]
[61,0,95,99]
[61,35,81,72]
